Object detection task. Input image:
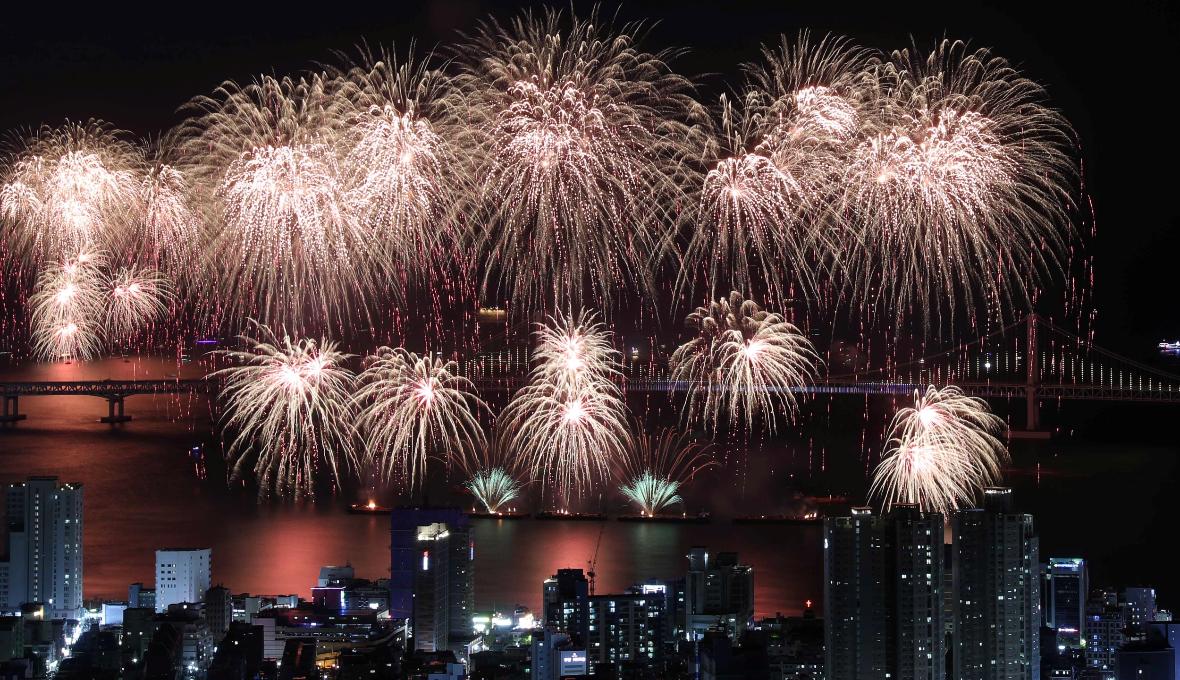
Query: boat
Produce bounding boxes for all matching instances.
[534,510,606,521]
[617,512,711,524]
[732,513,821,525]
[467,510,530,520]
[348,500,392,515]
[1159,340,1180,351]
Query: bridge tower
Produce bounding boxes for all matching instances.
[1,394,27,424]
[1026,313,1040,432]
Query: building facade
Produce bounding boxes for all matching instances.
[586,589,668,675]
[543,568,590,648]
[0,477,83,619]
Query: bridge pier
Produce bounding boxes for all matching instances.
[1,395,27,424]
[100,396,131,424]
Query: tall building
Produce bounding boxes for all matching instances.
[1085,592,1125,678]
[155,549,212,612]
[586,587,668,675]
[953,488,1041,680]
[1124,587,1157,632]
[0,477,83,619]
[389,508,473,656]
[1043,558,1087,651]
[823,505,944,680]
[543,568,591,649]
[685,548,754,640]
[205,586,233,641]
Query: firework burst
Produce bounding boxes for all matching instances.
[688,33,871,302]
[671,291,819,431]
[454,8,704,311]
[330,44,466,282]
[465,467,524,514]
[103,265,174,344]
[531,309,619,390]
[355,347,487,490]
[618,428,714,515]
[179,74,374,331]
[138,160,201,279]
[213,322,359,499]
[28,249,106,360]
[869,385,1008,515]
[500,311,631,503]
[841,39,1077,324]
[1,121,142,267]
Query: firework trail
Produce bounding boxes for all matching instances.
[869,385,1008,515]
[329,44,467,283]
[841,39,1077,325]
[453,8,705,312]
[500,310,631,504]
[618,427,714,515]
[688,33,871,302]
[103,265,174,344]
[1,121,142,268]
[213,322,360,499]
[28,250,106,360]
[355,347,487,490]
[178,74,375,331]
[671,291,820,431]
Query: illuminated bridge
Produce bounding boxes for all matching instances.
[4,315,1180,428]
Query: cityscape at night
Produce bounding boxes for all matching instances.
[1,2,1178,679]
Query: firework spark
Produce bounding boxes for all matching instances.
[355,347,487,490]
[331,45,466,281]
[213,322,359,499]
[841,40,1076,324]
[532,309,619,390]
[28,250,106,360]
[1,121,142,267]
[500,311,630,503]
[618,428,714,515]
[103,265,174,344]
[454,8,704,311]
[869,385,1008,515]
[688,33,871,302]
[465,467,524,514]
[179,74,375,331]
[139,161,201,278]
[671,291,819,431]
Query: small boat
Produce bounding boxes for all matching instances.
[535,510,606,521]
[348,500,392,515]
[617,512,711,524]
[1159,340,1180,351]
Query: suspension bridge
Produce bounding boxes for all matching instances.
[3,315,1179,428]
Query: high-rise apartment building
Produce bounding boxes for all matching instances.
[823,505,944,680]
[953,488,1041,680]
[0,477,83,619]
[1043,558,1087,652]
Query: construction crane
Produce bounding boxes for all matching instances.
[587,519,605,596]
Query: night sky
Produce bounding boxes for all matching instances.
[1,0,1177,349]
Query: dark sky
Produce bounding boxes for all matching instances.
[2,0,1176,351]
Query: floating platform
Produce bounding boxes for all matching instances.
[617,513,711,524]
[467,511,531,520]
[732,515,821,525]
[534,511,607,521]
[348,502,392,515]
